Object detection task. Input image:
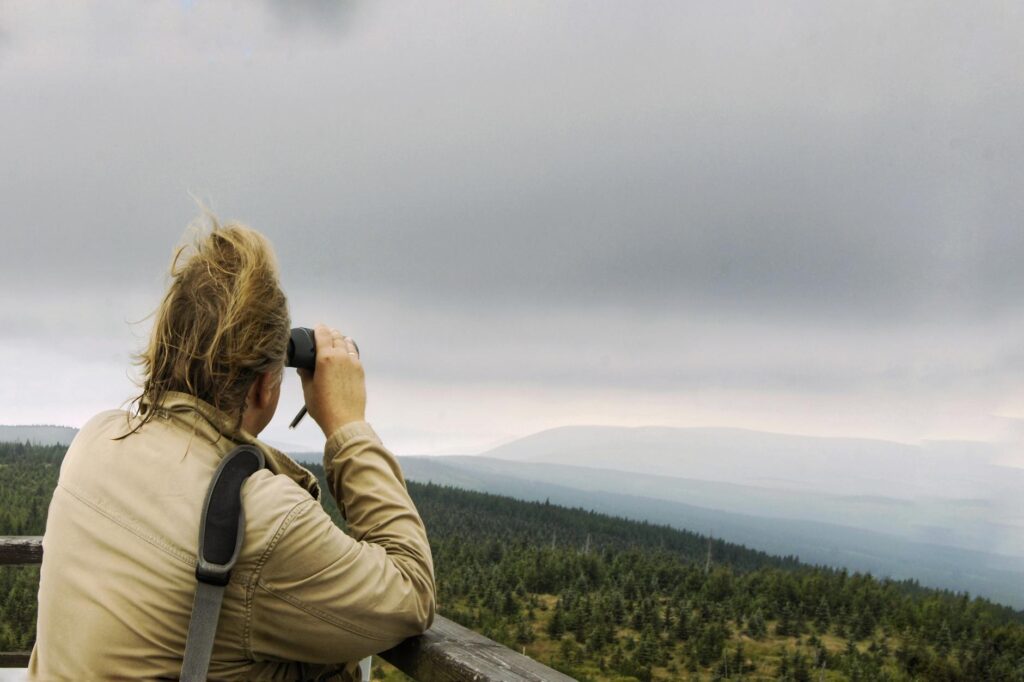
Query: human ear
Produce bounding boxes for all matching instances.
[256,371,277,409]
[244,372,268,411]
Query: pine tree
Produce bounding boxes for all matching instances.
[776,602,794,637]
[732,642,747,674]
[746,610,768,639]
[515,615,533,645]
[547,600,565,638]
[636,625,658,667]
[791,650,812,682]
[674,605,691,640]
[814,596,831,632]
[936,620,953,657]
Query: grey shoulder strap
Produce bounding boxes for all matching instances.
[181,444,265,682]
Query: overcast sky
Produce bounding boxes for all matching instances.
[2,1,1024,457]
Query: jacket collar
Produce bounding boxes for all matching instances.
[143,390,321,501]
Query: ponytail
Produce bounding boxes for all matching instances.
[122,213,290,436]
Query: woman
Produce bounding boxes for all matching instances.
[28,218,435,680]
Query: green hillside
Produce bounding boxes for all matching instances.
[2,441,1024,680]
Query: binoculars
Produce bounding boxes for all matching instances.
[285,327,359,429]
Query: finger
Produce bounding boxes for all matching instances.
[329,328,345,348]
[345,337,360,358]
[314,324,334,356]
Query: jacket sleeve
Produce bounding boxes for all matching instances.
[249,421,435,664]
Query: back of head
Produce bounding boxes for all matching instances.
[126,214,290,434]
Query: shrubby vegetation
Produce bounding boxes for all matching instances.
[380,480,1024,681]
[3,441,1024,680]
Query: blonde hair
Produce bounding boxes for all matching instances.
[123,214,290,435]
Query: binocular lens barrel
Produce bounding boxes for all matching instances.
[286,327,316,371]
[285,326,360,429]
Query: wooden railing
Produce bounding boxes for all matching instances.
[0,536,575,681]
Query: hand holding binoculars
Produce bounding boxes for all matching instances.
[285,327,360,429]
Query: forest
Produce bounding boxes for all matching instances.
[2,440,1024,680]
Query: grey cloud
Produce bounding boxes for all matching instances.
[1,1,1022,328]
[3,1,1024,453]
[260,0,362,35]
[277,292,1024,401]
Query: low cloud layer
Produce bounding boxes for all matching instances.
[2,2,1023,455]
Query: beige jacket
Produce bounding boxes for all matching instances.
[28,391,435,680]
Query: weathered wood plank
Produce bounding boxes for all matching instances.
[0,536,42,565]
[0,652,31,667]
[379,615,577,682]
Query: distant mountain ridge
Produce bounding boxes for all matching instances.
[0,425,78,446]
[479,424,1019,500]
[399,455,1024,609]
[394,424,1024,609]
[401,455,1024,557]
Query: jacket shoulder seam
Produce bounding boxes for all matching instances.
[58,483,196,567]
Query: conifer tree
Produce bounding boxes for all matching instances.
[547,600,565,638]
[814,596,831,632]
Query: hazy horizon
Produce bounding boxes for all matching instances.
[4,2,1024,461]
